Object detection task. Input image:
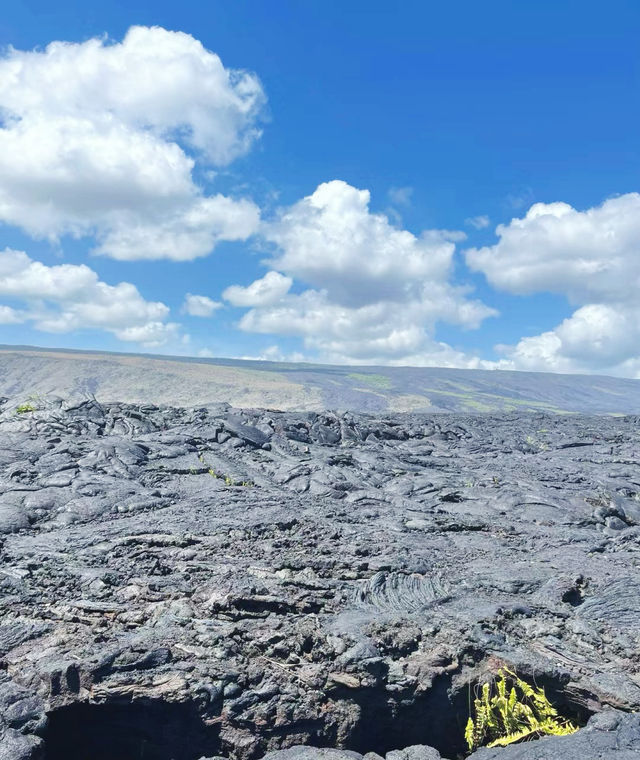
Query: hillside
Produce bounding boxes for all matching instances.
[1,345,639,414]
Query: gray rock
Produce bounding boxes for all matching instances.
[386,747,441,760]
[262,749,362,760]
[0,728,43,760]
[1,400,640,759]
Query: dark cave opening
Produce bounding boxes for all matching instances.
[42,672,592,760]
[338,674,473,760]
[44,699,221,760]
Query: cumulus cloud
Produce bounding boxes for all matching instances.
[0,26,263,259]
[0,249,179,346]
[466,194,640,302]
[94,195,260,262]
[223,271,293,307]
[182,293,222,317]
[494,304,640,377]
[225,181,495,365]
[238,289,492,366]
[264,181,473,307]
[466,193,640,377]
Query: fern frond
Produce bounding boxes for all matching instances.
[487,726,541,747]
[464,668,579,753]
[464,717,475,751]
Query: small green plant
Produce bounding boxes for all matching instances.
[465,668,578,752]
[525,434,549,451]
[222,474,253,487]
[200,456,253,487]
[15,393,42,415]
[16,403,36,414]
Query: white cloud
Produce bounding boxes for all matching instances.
[225,181,495,366]
[0,305,23,324]
[0,26,264,163]
[223,271,292,307]
[466,194,640,302]
[238,289,492,366]
[114,322,180,345]
[494,304,640,377]
[0,26,263,260]
[238,345,307,363]
[0,248,179,346]
[94,196,260,262]
[182,293,222,317]
[465,215,490,230]
[264,181,473,307]
[467,193,640,377]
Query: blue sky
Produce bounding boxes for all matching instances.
[0,1,639,375]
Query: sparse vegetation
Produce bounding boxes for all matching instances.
[16,402,36,414]
[347,372,392,389]
[215,472,253,487]
[198,453,253,486]
[525,434,549,451]
[15,393,42,415]
[465,668,578,752]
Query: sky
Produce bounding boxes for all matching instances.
[0,0,639,376]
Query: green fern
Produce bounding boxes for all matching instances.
[465,668,578,752]
[464,717,475,751]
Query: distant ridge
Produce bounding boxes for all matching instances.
[1,344,639,414]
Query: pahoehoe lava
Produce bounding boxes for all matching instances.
[1,396,639,759]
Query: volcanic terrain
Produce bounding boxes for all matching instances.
[0,394,639,759]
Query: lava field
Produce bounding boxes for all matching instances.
[1,398,639,759]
